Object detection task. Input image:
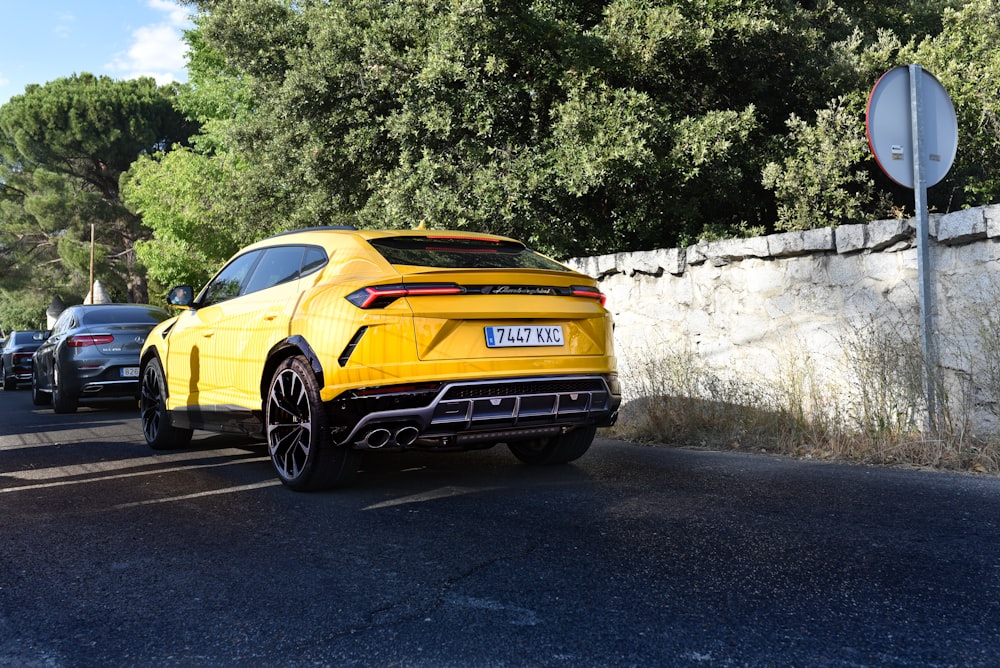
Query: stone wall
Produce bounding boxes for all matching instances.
[566,204,1000,432]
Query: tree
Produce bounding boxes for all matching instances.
[124,0,980,270]
[0,74,197,302]
[123,147,246,293]
[904,0,1000,208]
[763,95,891,230]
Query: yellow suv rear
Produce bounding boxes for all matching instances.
[140,228,619,490]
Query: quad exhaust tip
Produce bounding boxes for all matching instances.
[394,425,419,447]
[359,425,421,449]
[364,428,391,448]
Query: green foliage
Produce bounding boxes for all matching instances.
[123,147,247,291]
[763,96,887,231]
[0,290,48,332]
[0,74,197,305]
[171,0,832,256]
[4,0,999,300]
[0,74,195,202]
[904,0,1000,206]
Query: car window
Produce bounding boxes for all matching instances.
[302,246,328,276]
[51,311,76,335]
[201,251,263,306]
[243,246,308,295]
[369,236,570,271]
[79,307,170,326]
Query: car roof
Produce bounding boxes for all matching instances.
[244,227,520,253]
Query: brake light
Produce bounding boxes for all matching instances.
[571,286,607,307]
[426,234,500,242]
[346,284,462,309]
[66,334,115,348]
[12,353,33,362]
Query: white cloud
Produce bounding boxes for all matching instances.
[53,12,75,39]
[107,0,192,85]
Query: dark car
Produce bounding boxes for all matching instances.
[32,304,171,413]
[2,330,48,391]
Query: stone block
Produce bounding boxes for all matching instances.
[835,224,867,253]
[705,236,770,266]
[686,242,708,266]
[984,204,1000,238]
[867,218,911,250]
[629,247,687,276]
[767,231,807,257]
[936,207,987,245]
[801,227,835,252]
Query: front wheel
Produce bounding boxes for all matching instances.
[508,425,597,465]
[140,358,193,450]
[31,366,51,406]
[265,356,360,491]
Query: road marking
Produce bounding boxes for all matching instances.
[0,457,270,494]
[2,448,262,480]
[362,485,494,510]
[113,480,283,509]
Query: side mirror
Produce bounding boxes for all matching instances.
[167,286,195,308]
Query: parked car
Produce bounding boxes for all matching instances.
[140,227,620,490]
[2,330,47,391]
[32,304,171,413]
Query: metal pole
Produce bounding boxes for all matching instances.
[909,64,937,431]
[89,224,95,305]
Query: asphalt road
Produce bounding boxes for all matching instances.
[1,388,999,667]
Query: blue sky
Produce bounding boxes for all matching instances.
[0,0,192,106]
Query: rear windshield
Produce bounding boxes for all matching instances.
[80,307,170,326]
[11,331,45,344]
[369,236,569,271]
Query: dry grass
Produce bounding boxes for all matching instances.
[609,314,1000,475]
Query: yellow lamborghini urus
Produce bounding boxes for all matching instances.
[139,227,619,490]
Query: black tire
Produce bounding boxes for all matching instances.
[140,357,193,450]
[2,364,14,391]
[265,356,360,491]
[51,365,77,414]
[31,367,51,406]
[508,425,597,465]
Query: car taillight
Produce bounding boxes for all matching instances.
[346,284,463,309]
[12,352,32,362]
[66,334,115,348]
[571,286,607,307]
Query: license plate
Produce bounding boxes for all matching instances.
[484,325,564,348]
[120,367,140,378]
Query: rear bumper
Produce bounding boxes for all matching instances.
[77,379,141,397]
[327,374,620,450]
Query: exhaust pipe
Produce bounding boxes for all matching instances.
[364,428,391,449]
[394,425,420,447]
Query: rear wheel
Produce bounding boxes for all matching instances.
[140,358,193,450]
[2,363,14,391]
[508,425,597,465]
[51,366,77,414]
[266,356,360,491]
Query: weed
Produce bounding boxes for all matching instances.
[611,301,1000,474]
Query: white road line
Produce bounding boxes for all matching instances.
[113,480,283,509]
[2,448,262,481]
[0,457,270,494]
[362,486,493,510]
